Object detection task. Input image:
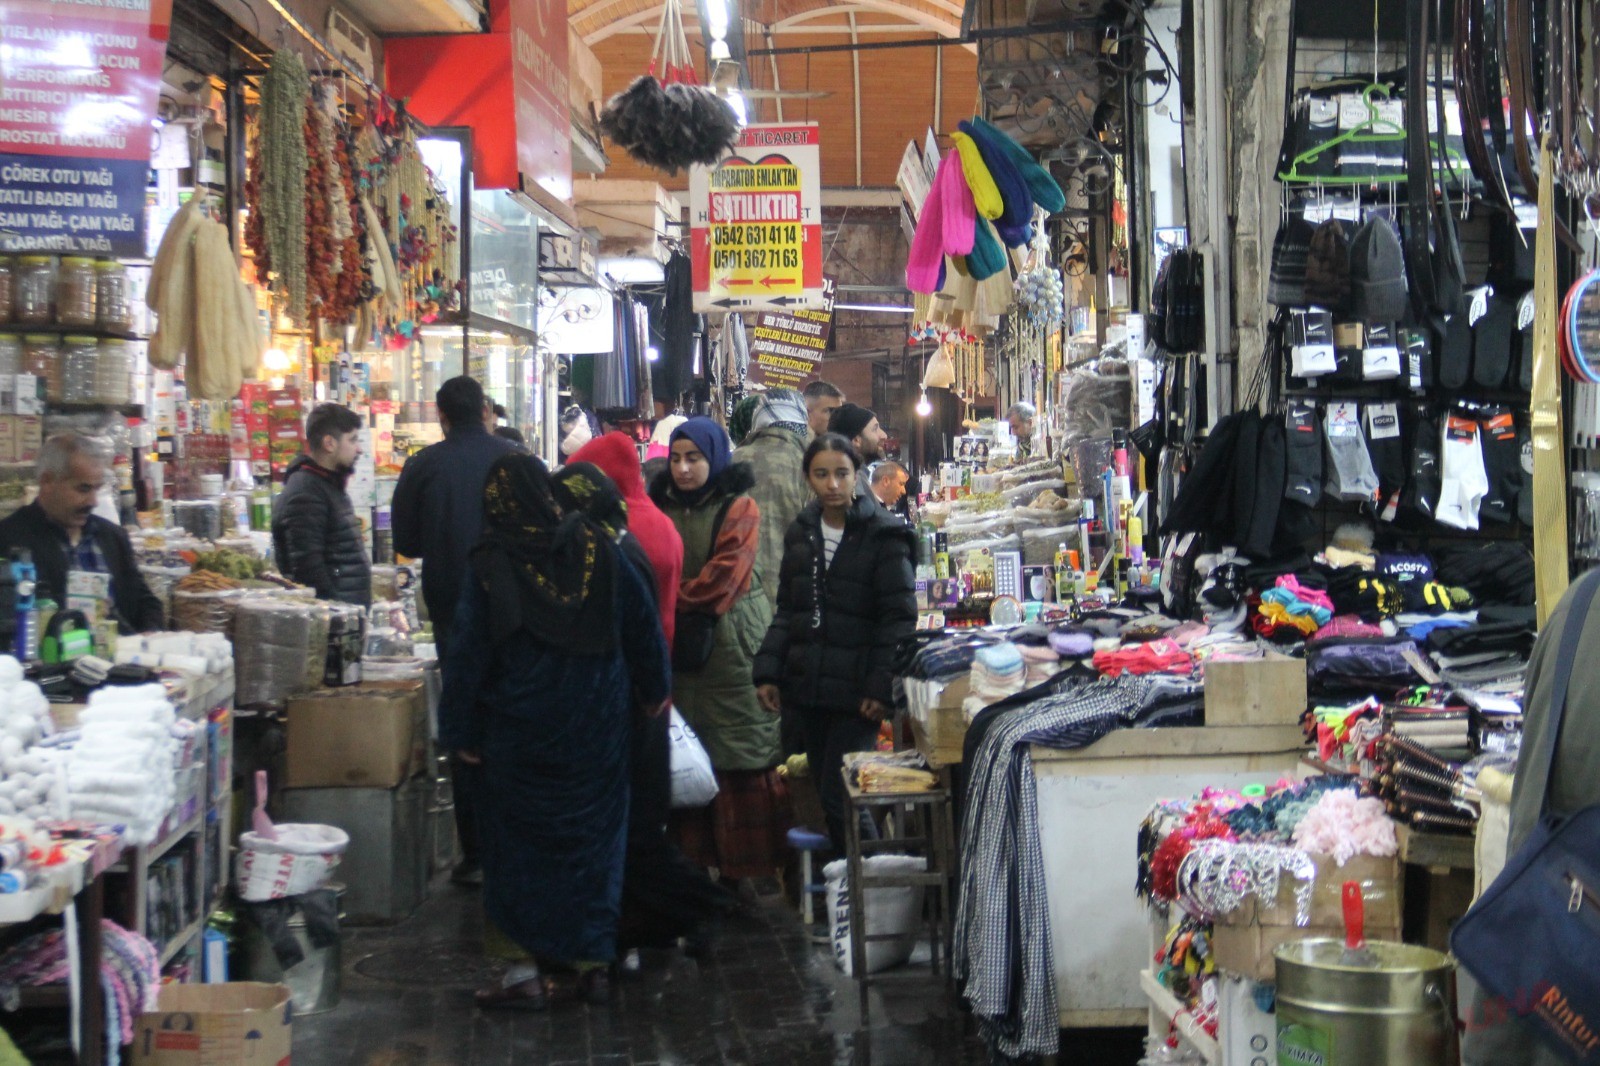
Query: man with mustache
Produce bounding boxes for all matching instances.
[0,433,163,634]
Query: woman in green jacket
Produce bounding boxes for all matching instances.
[650,417,787,882]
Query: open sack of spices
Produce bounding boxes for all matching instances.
[598,0,740,173]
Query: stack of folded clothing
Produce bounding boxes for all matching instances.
[1016,644,1063,686]
[970,643,1027,705]
[1093,637,1195,678]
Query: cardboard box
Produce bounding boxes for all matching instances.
[1204,657,1307,727]
[14,416,39,464]
[285,682,427,789]
[1214,853,1402,929]
[1212,910,1404,982]
[131,981,290,1066]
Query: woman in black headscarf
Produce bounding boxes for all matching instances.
[553,463,737,957]
[440,454,670,1010]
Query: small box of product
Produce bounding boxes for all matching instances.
[1204,656,1307,728]
[285,681,427,789]
[10,374,41,416]
[130,982,291,1066]
[14,417,41,464]
[0,417,17,464]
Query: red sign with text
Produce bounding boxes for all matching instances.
[0,0,172,254]
[508,0,571,209]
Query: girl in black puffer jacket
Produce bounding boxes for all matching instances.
[754,434,917,851]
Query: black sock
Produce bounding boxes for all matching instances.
[1401,404,1442,520]
[1438,313,1472,389]
[1364,402,1405,520]
[1284,401,1322,505]
[1478,406,1519,524]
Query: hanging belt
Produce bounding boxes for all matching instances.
[1505,0,1539,199]
[1455,0,1514,211]
[1405,0,1440,325]
[1431,0,1465,315]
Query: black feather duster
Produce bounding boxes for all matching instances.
[599,75,741,174]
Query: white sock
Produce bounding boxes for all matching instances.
[1437,413,1488,530]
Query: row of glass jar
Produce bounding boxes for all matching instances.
[0,335,132,405]
[0,256,133,332]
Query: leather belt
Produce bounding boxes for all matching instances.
[1405,0,1440,326]
[1505,0,1539,200]
[1431,0,1465,314]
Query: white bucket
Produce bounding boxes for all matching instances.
[236,823,349,901]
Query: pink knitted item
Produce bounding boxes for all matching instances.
[1275,575,1335,612]
[905,155,952,292]
[940,153,977,256]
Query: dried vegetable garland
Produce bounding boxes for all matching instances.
[255,50,310,321]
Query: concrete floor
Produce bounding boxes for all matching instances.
[292,878,1148,1066]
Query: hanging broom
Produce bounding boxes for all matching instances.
[599,0,741,173]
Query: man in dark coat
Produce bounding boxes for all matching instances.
[0,433,163,634]
[392,377,518,645]
[391,375,516,886]
[271,403,371,607]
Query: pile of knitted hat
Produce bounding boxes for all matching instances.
[905,117,1067,294]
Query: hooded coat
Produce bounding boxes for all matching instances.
[651,463,779,771]
[272,455,371,606]
[733,424,810,612]
[572,432,684,648]
[754,494,918,712]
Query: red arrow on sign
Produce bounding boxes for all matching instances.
[760,276,797,288]
[724,279,754,286]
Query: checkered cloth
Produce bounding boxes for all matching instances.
[954,675,1204,1061]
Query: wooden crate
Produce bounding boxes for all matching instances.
[1204,657,1308,728]
[906,675,969,767]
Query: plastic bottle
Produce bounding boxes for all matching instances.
[11,550,35,662]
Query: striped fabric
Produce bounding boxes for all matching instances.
[955,675,1204,1060]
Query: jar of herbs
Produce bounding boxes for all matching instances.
[95,260,131,332]
[0,258,14,324]
[56,257,97,329]
[95,339,131,405]
[60,336,98,403]
[0,336,20,378]
[15,257,54,326]
[22,334,59,401]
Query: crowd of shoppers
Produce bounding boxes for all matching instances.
[387,374,915,1010]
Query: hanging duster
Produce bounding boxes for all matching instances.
[951,132,1004,220]
[1530,137,1570,626]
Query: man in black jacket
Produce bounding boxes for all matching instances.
[0,434,164,634]
[271,404,371,606]
[391,375,515,886]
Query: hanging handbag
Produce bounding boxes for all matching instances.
[1451,568,1600,1064]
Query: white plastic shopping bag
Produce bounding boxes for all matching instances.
[824,856,927,975]
[668,707,719,809]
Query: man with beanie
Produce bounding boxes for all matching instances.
[272,403,371,606]
[829,402,887,500]
[734,389,812,610]
[391,375,517,886]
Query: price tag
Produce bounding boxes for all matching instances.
[1309,98,1340,129]
[1338,93,1369,130]
[1374,99,1405,131]
[1365,402,1402,441]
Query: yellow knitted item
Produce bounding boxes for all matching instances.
[952,132,1004,220]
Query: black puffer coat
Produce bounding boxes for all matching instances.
[271,456,371,606]
[753,495,917,712]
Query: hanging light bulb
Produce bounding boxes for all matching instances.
[915,389,932,418]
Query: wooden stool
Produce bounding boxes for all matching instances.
[841,772,957,1020]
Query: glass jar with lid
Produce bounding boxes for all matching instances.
[0,258,13,323]
[22,334,59,401]
[94,339,131,405]
[95,260,130,332]
[61,336,98,403]
[56,257,97,329]
[0,336,19,378]
[15,257,53,325]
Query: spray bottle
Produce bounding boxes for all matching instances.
[11,550,36,662]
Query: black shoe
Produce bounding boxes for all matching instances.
[578,968,613,1005]
[682,918,718,960]
[451,861,483,887]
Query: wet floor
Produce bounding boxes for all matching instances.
[292,877,1147,1066]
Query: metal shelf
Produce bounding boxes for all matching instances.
[157,914,207,968]
[109,812,202,873]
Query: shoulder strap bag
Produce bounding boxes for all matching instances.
[672,495,741,673]
[1451,568,1600,1064]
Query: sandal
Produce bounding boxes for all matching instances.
[474,977,549,1012]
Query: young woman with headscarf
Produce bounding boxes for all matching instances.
[551,458,737,957]
[439,454,670,1010]
[649,417,789,885]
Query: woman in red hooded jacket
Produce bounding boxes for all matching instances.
[572,432,681,647]
[568,432,733,957]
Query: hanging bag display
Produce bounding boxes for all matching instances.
[1452,569,1600,1065]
